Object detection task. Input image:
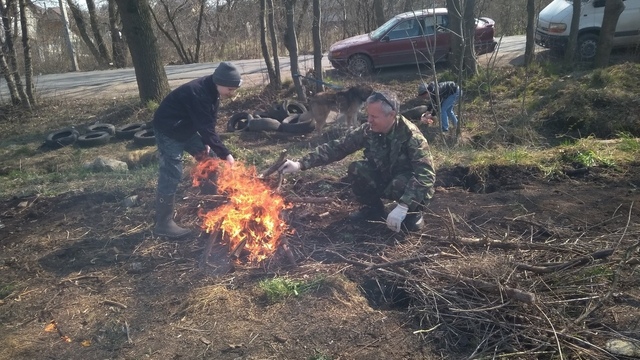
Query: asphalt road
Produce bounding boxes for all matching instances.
[0,35,527,101]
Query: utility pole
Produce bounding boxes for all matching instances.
[58,0,79,71]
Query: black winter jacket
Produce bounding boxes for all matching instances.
[425,81,459,114]
[152,75,230,158]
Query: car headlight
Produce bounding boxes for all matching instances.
[548,22,567,33]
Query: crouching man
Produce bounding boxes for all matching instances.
[278,90,435,232]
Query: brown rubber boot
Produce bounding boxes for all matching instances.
[154,194,191,239]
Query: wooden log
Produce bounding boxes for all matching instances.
[259,149,288,179]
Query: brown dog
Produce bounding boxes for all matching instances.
[308,84,373,133]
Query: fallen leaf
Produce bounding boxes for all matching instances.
[61,335,72,343]
[44,322,56,332]
[81,339,91,347]
[199,337,211,345]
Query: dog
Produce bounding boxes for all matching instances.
[308,84,373,133]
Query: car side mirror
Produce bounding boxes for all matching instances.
[381,35,390,42]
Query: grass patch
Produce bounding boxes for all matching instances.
[259,276,325,303]
[0,283,15,299]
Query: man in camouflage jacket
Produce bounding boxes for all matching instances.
[278,90,436,232]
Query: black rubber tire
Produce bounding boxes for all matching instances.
[133,129,156,147]
[76,131,111,147]
[86,123,116,135]
[227,112,252,132]
[278,120,316,134]
[247,117,282,132]
[347,54,373,76]
[264,103,289,121]
[116,122,147,140]
[282,113,301,124]
[45,128,79,148]
[285,100,307,114]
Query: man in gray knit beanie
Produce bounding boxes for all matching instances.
[151,61,242,239]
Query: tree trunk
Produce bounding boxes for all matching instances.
[283,0,306,102]
[446,0,463,73]
[67,0,108,67]
[0,0,28,106]
[114,0,170,102]
[295,0,309,38]
[0,42,19,103]
[108,0,127,68]
[594,0,624,68]
[524,0,536,66]
[312,0,323,94]
[58,0,79,71]
[259,0,278,88]
[373,0,384,27]
[17,0,32,107]
[564,0,581,64]
[193,0,205,63]
[86,0,112,65]
[267,0,281,87]
[462,0,477,76]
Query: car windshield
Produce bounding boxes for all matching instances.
[370,16,402,40]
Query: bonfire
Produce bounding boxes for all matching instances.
[192,158,290,263]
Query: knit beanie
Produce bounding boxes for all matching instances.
[212,62,242,87]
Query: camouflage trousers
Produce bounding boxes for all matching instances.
[347,160,428,211]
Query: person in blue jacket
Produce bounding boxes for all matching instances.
[152,62,241,239]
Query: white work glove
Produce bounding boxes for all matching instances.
[386,203,409,232]
[225,154,235,166]
[278,160,301,174]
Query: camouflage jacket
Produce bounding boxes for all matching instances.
[300,116,436,206]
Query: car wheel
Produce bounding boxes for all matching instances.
[133,129,156,147]
[77,131,111,147]
[45,127,79,149]
[115,122,147,140]
[227,112,252,132]
[577,34,598,61]
[347,54,373,76]
[86,123,116,135]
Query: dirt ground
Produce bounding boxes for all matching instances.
[1,133,639,359]
[1,54,640,360]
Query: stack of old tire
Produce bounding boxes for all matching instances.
[226,100,315,134]
[44,122,155,149]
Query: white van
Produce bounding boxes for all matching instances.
[535,0,640,59]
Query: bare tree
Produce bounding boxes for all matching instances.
[267,0,281,86]
[564,0,581,64]
[59,0,79,71]
[594,0,624,67]
[0,0,28,106]
[524,0,536,66]
[461,0,477,76]
[108,0,127,68]
[283,0,306,102]
[114,0,170,102]
[373,0,384,27]
[17,0,33,107]
[149,0,203,64]
[86,0,112,64]
[312,0,323,94]
[67,0,109,67]
[259,0,279,88]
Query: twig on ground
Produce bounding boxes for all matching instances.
[515,249,614,274]
[102,299,127,309]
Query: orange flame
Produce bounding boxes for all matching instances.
[193,158,289,263]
